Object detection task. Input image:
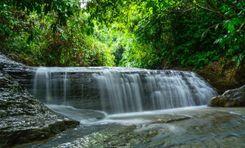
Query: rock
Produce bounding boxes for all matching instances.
[0,55,79,147]
[0,54,24,69]
[209,85,245,107]
[54,107,245,148]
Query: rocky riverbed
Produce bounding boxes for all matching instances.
[18,106,245,148]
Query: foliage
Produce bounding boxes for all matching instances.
[87,0,245,69]
[0,0,114,66]
[0,0,244,69]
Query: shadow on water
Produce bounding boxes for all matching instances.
[46,104,107,123]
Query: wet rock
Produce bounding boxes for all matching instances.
[0,53,35,90]
[0,54,24,69]
[53,107,245,148]
[0,55,79,147]
[209,85,245,107]
[0,73,79,147]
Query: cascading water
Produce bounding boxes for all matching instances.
[63,72,68,103]
[95,72,144,113]
[94,70,217,113]
[33,67,52,102]
[32,67,217,114]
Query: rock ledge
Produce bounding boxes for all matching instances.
[0,54,79,147]
[209,85,245,107]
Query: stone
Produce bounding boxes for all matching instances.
[0,54,79,147]
[209,85,245,107]
[53,107,245,148]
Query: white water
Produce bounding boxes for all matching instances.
[94,70,216,113]
[33,67,52,102]
[33,67,217,114]
[63,72,68,103]
[95,72,143,113]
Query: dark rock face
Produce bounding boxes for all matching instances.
[209,85,245,107]
[198,61,245,94]
[0,54,25,69]
[0,54,79,147]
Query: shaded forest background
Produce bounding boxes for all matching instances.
[0,0,244,91]
[1,0,244,68]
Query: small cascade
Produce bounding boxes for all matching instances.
[94,70,216,113]
[33,67,69,105]
[95,72,143,113]
[63,72,68,104]
[32,67,217,114]
[33,67,51,103]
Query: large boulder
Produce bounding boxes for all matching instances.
[0,55,79,147]
[209,85,245,107]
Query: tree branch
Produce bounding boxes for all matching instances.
[195,3,224,18]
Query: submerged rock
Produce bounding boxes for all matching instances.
[209,85,245,107]
[0,55,79,147]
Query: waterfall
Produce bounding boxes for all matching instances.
[33,67,70,105]
[33,67,51,103]
[63,72,68,104]
[32,67,217,114]
[94,70,216,113]
[95,72,143,113]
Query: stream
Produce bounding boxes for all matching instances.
[17,67,245,147]
[18,106,245,147]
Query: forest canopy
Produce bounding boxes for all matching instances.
[0,0,244,69]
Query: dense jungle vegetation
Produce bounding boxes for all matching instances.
[0,0,244,69]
